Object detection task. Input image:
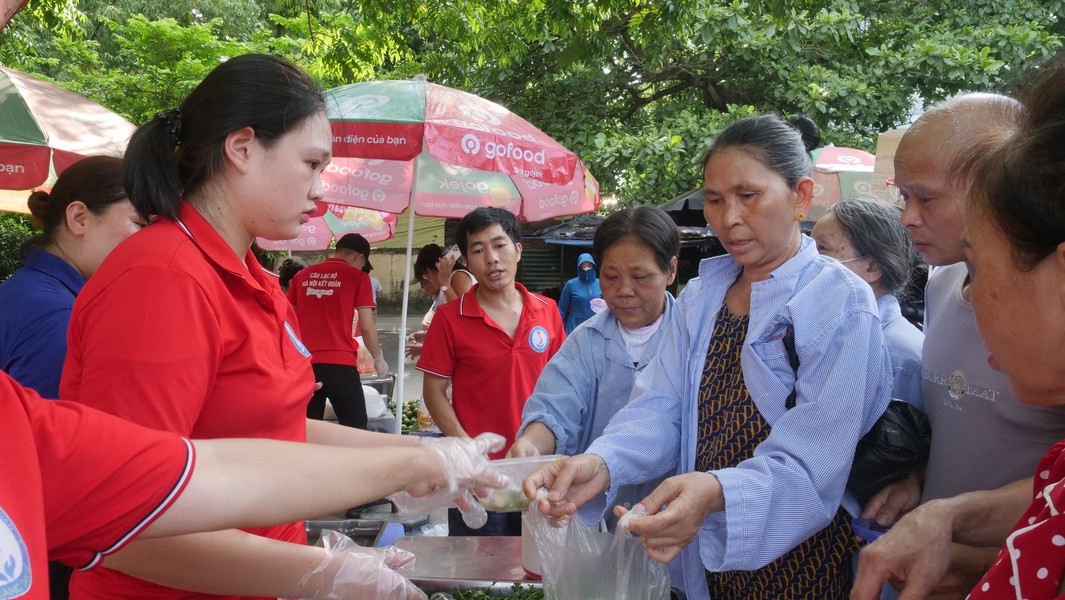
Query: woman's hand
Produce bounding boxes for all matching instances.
[288,530,426,600]
[431,256,456,287]
[860,471,923,527]
[409,432,507,496]
[617,472,723,564]
[523,454,610,521]
[851,499,957,600]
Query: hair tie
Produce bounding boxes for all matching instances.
[154,108,183,147]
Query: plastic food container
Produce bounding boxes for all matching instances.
[478,455,564,512]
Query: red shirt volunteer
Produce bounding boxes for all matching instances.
[61,203,314,600]
[286,257,375,365]
[1,371,193,600]
[417,283,565,459]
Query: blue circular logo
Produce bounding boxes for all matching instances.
[284,322,311,358]
[528,326,550,353]
[0,507,30,598]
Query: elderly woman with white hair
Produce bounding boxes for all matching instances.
[811,198,924,409]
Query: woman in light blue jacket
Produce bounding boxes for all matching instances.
[527,115,892,600]
[510,206,678,525]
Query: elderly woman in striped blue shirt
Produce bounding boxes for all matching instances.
[526,114,892,600]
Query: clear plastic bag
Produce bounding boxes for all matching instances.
[526,495,670,600]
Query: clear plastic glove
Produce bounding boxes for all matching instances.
[373,356,389,378]
[287,530,425,600]
[390,433,507,517]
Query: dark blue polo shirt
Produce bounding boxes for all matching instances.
[0,247,84,398]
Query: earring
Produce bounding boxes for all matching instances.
[795,212,806,222]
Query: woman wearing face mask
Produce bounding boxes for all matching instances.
[509,207,678,526]
[557,252,602,334]
[811,198,923,409]
[526,115,892,600]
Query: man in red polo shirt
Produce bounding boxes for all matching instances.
[288,233,387,430]
[417,207,565,537]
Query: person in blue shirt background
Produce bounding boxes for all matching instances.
[510,206,678,529]
[0,155,146,600]
[527,114,892,600]
[0,156,144,400]
[557,251,601,334]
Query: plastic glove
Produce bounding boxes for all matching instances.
[390,433,507,516]
[287,530,425,600]
[373,356,389,378]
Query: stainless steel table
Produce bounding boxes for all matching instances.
[395,536,541,594]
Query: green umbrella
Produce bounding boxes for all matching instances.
[0,66,134,213]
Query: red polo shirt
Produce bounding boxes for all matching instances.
[62,203,314,600]
[417,283,565,458]
[287,257,375,366]
[1,371,193,600]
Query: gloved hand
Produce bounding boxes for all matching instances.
[373,356,389,378]
[390,433,507,519]
[288,530,426,600]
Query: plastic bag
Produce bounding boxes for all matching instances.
[846,400,932,503]
[526,493,670,600]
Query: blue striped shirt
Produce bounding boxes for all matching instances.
[582,235,892,600]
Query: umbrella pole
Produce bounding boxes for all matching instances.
[394,206,417,435]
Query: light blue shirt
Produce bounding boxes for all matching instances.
[519,293,676,516]
[877,294,924,410]
[581,236,892,600]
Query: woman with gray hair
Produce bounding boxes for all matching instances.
[811,197,923,409]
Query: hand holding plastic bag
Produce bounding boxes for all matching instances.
[287,530,426,600]
[389,433,506,520]
[527,489,670,600]
[373,356,389,378]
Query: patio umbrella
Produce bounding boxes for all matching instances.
[661,144,875,225]
[0,66,135,214]
[808,145,875,222]
[255,201,397,252]
[321,78,600,431]
[0,0,26,29]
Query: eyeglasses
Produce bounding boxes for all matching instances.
[838,255,868,264]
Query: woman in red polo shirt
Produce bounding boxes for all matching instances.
[57,54,434,600]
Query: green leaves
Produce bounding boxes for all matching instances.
[0,0,1059,211]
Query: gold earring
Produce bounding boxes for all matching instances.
[795,212,806,222]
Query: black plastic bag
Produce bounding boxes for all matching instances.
[846,400,931,503]
[781,325,931,504]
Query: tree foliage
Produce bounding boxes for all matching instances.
[0,0,1060,208]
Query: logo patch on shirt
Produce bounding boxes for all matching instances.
[0,507,30,598]
[528,326,550,353]
[284,322,311,358]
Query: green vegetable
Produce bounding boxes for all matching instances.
[450,583,544,599]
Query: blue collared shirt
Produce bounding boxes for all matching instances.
[877,294,924,410]
[0,247,85,398]
[519,293,675,514]
[582,235,892,600]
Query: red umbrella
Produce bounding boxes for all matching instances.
[0,66,135,213]
[321,79,600,221]
[320,79,600,429]
[256,202,397,252]
[0,0,26,30]
[809,145,876,222]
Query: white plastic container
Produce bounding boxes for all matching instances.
[477,455,564,513]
